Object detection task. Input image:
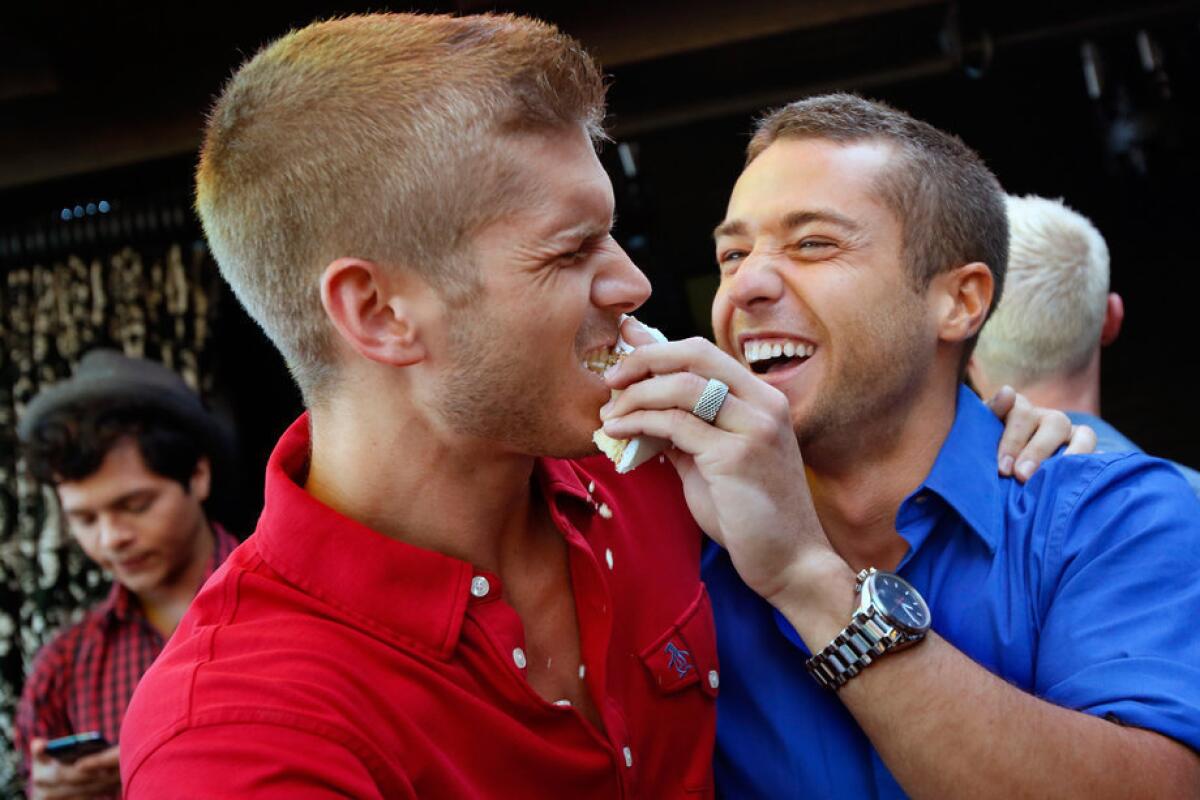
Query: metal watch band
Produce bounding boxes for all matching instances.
[805,608,904,691]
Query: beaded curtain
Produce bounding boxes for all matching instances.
[0,243,220,790]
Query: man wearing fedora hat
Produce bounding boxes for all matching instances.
[13,349,238,800]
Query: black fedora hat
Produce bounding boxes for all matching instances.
[17,349,226,453]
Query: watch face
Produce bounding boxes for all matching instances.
[871,573,931,632]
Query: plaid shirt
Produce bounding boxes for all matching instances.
[14,524,238,773]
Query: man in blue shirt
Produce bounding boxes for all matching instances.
[602,94,1200,797]
[970,193,1200,499]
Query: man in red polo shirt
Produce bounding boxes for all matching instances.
[15,350,238,799]
[119,13,719,798]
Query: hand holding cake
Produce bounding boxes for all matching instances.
[591,315,671,473]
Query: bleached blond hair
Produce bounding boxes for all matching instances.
[974,194,1110,386]
[195,13,606,405]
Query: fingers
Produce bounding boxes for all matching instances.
[985,384,1017,420]
[1064,423,1098,456]
[74,745,120,772]
[602,372,746,430]
[618,315,667,347]
[994,391,1038,477]
[607,336,773,405]
[1011,408,1074,482]
[603,407,726,460]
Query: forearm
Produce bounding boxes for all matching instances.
[775,575,1200,799]
[847,634,1196,798]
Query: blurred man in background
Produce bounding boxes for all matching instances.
[14,349,237,800]
[970,193,1200,497]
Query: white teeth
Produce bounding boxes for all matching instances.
[742,338,815,364]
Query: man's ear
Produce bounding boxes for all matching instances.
[932,262,994,345]
[1100,292,1124,347]
[320,257,428,367]
[189,456,212,503]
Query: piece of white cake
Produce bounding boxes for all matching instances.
[592,319,670,474]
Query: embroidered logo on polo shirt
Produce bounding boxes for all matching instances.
[664,641,694,678]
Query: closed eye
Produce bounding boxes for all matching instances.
[558,233,616,267]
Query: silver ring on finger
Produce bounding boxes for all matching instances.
[691,378,730,425]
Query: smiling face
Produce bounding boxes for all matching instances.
[432,126,651,458]
[57,437,213,598]
[712,137,937,449]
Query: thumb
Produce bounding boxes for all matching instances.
[619,314,668,348]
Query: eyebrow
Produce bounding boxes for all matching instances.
[713,209,862,240]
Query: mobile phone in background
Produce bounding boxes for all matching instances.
[44,731,110,763]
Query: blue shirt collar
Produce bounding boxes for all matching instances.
[896,384,1005,557]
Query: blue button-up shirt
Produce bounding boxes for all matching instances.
[704,385,1200,799]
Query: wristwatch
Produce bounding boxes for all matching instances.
[805,568,931,691]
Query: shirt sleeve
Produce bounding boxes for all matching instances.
[1034,453,1200,751]
[122,722,412,799]
[14,629,78,777]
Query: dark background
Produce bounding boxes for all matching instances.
[4,0,1199,530]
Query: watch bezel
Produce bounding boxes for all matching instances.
[860,570,931,636]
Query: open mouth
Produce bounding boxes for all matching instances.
[743,338,816,375]
[582,343,627,375]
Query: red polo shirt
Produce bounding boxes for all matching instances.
[120,415,717,798]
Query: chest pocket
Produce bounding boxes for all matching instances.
[637,583,718,796]
[639,583,720,697]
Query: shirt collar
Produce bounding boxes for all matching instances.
[254,413,592,659]
[896,384,1005,555]
[102,522,240,625]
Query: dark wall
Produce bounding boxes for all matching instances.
[4,2,1199,485]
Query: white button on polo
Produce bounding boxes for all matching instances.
[553,699,572,707]
[598,502,613,519]
[708,670,720,690]
[578,664,587,680]
[470,576,490,598]
[513,647,527,669]
[605,548,614,570]
[623,746,633,768]
[587,480,596,493]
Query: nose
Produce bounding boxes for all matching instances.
[593,241,652,314]
[724,248,785,311]
[98,515,135,552]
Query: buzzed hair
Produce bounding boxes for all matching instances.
[748,93,1008,365]
[974,194,1110,386]
[196,13,606,405]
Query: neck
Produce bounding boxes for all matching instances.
[139,517,215,637]
[1013,354,1102,417]
[305,390,544,574]
[974,349,1102,417]
[803,373,959,573]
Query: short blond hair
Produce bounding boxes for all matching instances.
[196,13,606,404]
[974,194,1110,386]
